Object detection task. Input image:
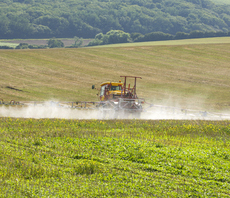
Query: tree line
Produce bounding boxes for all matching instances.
[1,29,229,50]
[0,0,230,39]
[88,29,230,46]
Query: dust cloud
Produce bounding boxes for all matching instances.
[0,102,229,120]
[0,105,99,119]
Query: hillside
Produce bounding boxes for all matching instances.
[0,38,230,112]
[210,0,230,5]
[0,0,230,39]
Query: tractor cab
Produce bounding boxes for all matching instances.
[91,76,143,118]
[99,81,123,101]
[98,76,142,101]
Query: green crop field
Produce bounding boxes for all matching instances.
[1,118,230,197]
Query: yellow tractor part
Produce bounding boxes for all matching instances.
[99,81,123,101]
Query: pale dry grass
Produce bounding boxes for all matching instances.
[210,0,230,4]
[0,41,230,111]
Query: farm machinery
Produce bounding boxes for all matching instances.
[1,76,230,120]
[92,76,144,118]
[0,76,144,119]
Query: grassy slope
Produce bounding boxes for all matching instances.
[1,118,230,197]
[211,0,230,5]
[0,37,230,111]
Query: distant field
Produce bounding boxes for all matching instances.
[1,37,230,48]
[0,42,18,48]
[94,37,230,48]
[0,37,230,112]
[0,38,91,48]
[211,0,230,4]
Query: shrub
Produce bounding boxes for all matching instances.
[47,39,64,48]
[15,43,29,49]
[0,46,14,49]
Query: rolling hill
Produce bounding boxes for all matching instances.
[0,37,230,112]
[1,38,230,197]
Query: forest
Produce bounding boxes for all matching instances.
[0,0,230,39]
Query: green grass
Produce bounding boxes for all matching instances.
[0,118,229,197]
[93,37,230,48]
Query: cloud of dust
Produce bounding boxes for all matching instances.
[141,96,230,120]
[0,100,229,120]
[0,102,100,119]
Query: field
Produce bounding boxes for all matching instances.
[1,118,230,197]
[0,38,230,197]
[0,39,91,48]
[0,42,18,48]
[0,37,230,112]
[211,0,230,5]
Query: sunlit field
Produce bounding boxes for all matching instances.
[1,118,230,197]
[211,0,230,5]
[0,38,230,112]
[0,42,18,48]
[1,37,230,197]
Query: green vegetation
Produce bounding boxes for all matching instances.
[93,36,230,47]
[89,30,230,46]
[89,30,131,46]
[47,39,64,48]
[0,0,230,39]
[1,118,229,197]
[0,42,18,48]
[68,37,83,48]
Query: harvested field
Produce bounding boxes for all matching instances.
[0,38,230,112]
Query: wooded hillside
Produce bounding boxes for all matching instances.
[1,0,230,39]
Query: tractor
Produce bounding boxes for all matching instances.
[94,76,144,118]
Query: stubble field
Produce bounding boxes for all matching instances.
[0,37,230,112]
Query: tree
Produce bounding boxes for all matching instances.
[106,30,131,44]
[15,43,29,49]
[130,32,143,41]
[8,14,33,38]
[1,0,230,39]
[175,32,189,39]
[189,30,205,38]
[95,33,104,40]
[34,16,69,36]
[135,32,173,42]
[67,36,83,48]
[0,14,10,37]
[47,39,64,48]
